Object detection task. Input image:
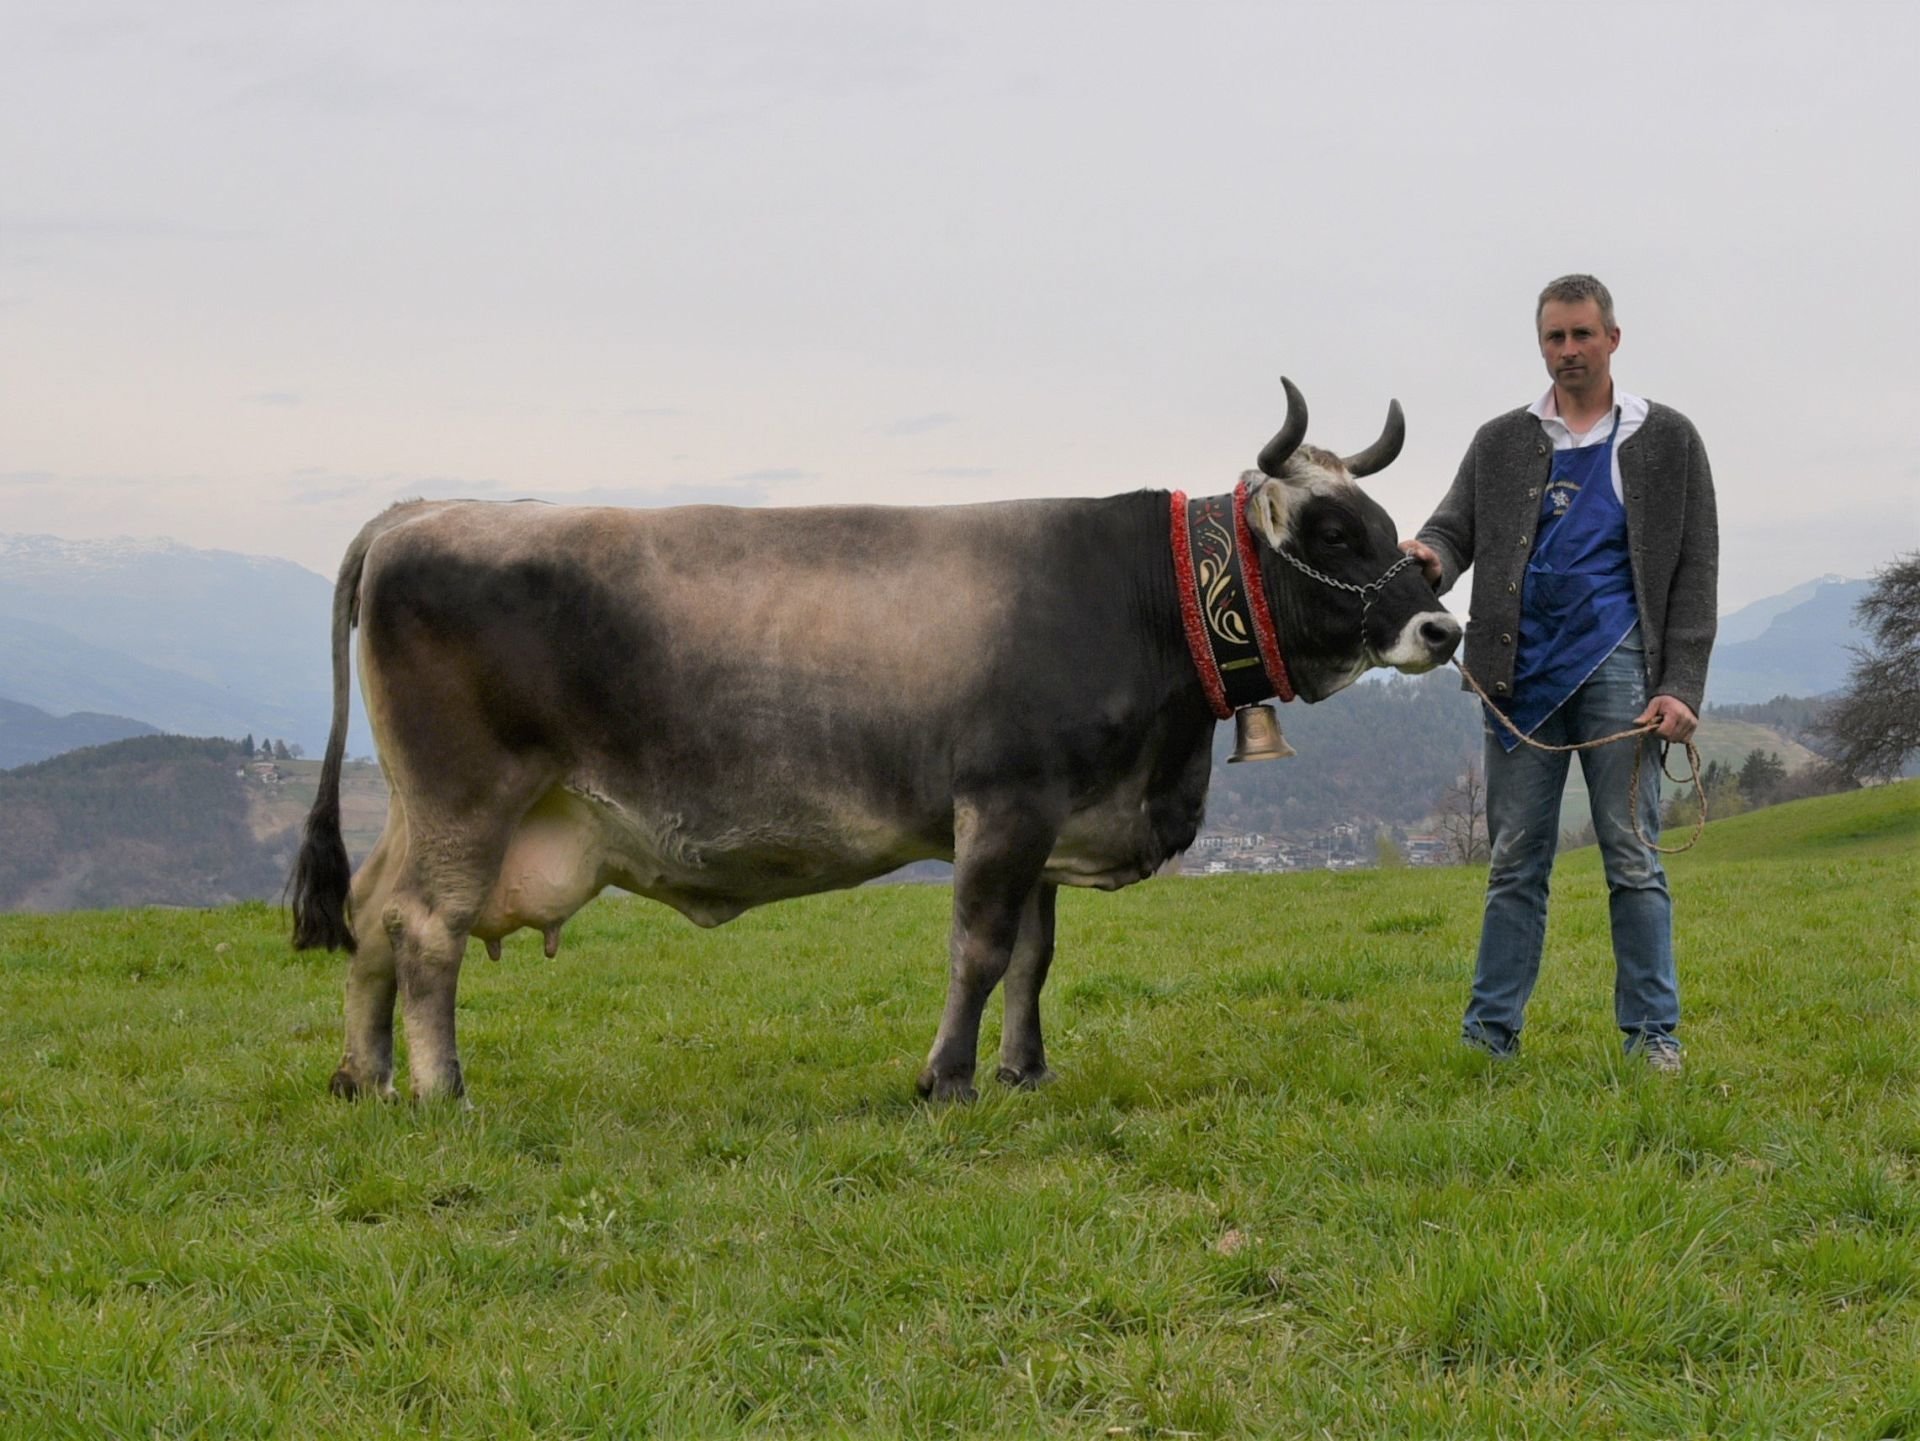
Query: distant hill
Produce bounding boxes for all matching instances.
[0,697,159,771]
[251,757,390,868]
[1706,576,1872,703]
[0,736,297,911]
[1663,776,1917,866]
[1204,668,1481,833]
[0,533,371,756]
[0,735,388,914]
[1715,575,1852,645]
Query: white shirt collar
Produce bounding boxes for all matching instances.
[1529,384,1649,442]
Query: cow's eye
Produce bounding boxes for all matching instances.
[1318,527,1349,549]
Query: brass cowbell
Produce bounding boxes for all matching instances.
[1227,703,1295,763]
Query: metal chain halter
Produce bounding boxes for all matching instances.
[1272,545,1419,622]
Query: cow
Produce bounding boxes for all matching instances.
[291,380,1461,1103]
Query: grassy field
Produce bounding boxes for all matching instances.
[1,783,1915,1438]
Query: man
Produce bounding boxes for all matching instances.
[1401,274,1717,1070]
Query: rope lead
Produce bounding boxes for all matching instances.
[1454,660,1707,856]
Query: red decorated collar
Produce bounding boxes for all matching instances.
[1170,480,1295,719]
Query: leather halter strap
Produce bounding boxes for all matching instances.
[1169,481,1295,721]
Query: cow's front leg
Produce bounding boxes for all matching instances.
[918,803,1056,1102]
[996,882,1058,1088]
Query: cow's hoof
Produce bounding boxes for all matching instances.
[915,1070,978,1104]
[410,1077,468,1107]
[995,1064,1056,1090]
[329,1068,398,1102]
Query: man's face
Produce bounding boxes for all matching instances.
[1538,298,1620,397]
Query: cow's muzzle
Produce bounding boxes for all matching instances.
[1378,610,1463,673]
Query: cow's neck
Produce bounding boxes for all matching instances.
[1169,482,1295,719]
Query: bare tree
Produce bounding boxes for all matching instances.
[1436,762,1490,864]
[1820,553,1920,780]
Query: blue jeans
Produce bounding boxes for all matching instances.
[1462,633,1678,1056]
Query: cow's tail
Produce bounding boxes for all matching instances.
[290,519,383,953]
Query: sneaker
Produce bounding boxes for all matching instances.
[1461,1027,1519,1061]
[1641,1040,1684,1075]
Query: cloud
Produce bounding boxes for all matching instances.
[291,485,364,506]
[0,212,249,249]
[300,472,770,512]
[919,466,996,479]
[390,475,507,501]
[622,405,689,418]
[223,50,500,126]
[728,468,815,484]
[0,469,144,491]
[503,481,772,510]
[245,391,301,407]
[880,412,959,437]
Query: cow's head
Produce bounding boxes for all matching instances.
[1241,379,1461,702]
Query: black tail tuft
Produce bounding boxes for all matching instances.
[290,802,357,952]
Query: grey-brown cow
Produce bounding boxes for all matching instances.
[291,382,1460,1102]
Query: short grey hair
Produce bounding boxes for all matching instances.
[1536,274,1616,332]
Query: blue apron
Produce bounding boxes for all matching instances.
[1498,407,1639,750]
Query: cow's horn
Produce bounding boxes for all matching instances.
[1256,377,1309,478]
[1342,399,1405,478]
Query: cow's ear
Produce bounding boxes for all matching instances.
[1244,472,1295,548]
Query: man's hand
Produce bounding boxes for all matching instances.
[1398,539,1442,589]
[1637,694,1698,743]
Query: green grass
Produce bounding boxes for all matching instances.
[1,783,1915,1438]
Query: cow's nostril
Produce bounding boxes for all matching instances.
[1420,619,1459,651]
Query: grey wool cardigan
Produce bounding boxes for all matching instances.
[1415,403,1719,714]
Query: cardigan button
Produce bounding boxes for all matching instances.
[1527,488,1539,498]
[1500,633,1513,645]
[1536,444,1546,455]
[1506,581,1517,594]
[1495,682,1510,695]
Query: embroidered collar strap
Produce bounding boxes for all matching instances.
[1169,479,1296,720]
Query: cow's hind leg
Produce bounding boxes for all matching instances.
[996,882,1058,1088]
[384,798,540,1102]
[918,801,1057,1102]
[332,828,402,1101]
[387,882,477,1104]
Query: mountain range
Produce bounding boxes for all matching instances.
[0,530,1885,773]
[0,533,371,758]
[1706,576,1875,702]
[0,696,159,772]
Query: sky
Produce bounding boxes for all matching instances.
[3,0,1916,613]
